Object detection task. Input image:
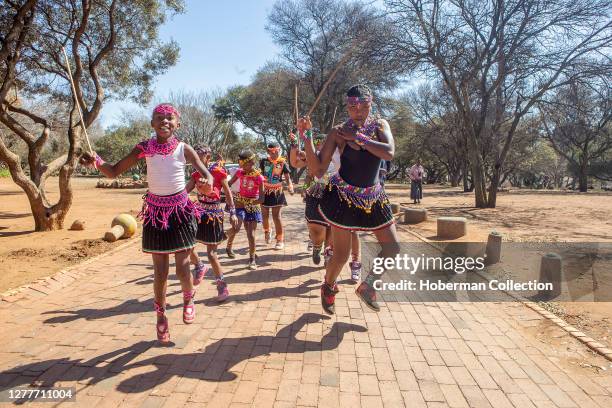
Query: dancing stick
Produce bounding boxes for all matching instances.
[330,106,338,129]
[294,83,299,125]
[62,47,94,155]
[306,42,358,118]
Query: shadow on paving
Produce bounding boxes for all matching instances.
[1,314,366,393]
[41,262,321,324]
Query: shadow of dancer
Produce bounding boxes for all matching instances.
[116,313,366,390]
[1,314,366,395]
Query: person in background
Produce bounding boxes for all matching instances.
[409,158,425,204]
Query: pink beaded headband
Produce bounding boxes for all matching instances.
[346,96,372,104]
[153,104,181,118]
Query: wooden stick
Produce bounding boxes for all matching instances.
[306,42,358,118]
[330,106,338,129]
[61,47,94,155]
[294,83,299,125]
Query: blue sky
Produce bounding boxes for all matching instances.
[100,0,281,128]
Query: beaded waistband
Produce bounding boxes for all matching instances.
[139,190,201,230]
[264,182,283,194]
[235,195,262,213]
[328,173,386,214]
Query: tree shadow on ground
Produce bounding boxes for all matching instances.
[2,314,366,394]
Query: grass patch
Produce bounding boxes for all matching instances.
[0,168,10,178]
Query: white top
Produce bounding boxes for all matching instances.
[332,148,341,172]
[314,148,341,182]
[146,142,187,195]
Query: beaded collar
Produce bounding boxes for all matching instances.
[138,136,179,157]
[344,116,378,138]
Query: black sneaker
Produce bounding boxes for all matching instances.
[321,282,339,315]
[312,246,322,265]
[226,246,235,259]
[356,281,380,312]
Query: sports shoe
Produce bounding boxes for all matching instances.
[321,282,339,315]
[193,262,209,287]
[216,279,229,302]
[312,246,322,265]
[349,261,362,282]
[356,281,380,312]
[275,241,284,250]
[182,290,196,324]
[264,231,271,244]
[226,246,235,258]
[248,255,258,270]
[323,246,333,266]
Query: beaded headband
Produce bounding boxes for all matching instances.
[153,104,181,118]
[239,154,257,166]
[346,96,372,104]
[196,146,211,155]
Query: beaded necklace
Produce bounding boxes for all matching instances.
[344,116,378,140]
[138,136,179,157]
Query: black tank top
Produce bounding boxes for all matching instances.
[339,145,381,187]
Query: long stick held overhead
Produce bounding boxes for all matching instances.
[61,47,94,155]
[306,41,358,118]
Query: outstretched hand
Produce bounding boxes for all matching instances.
[79,151,97,168]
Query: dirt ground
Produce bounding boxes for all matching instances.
[385,183,612,348]
[0,177,145,293]
[1,178,610,348]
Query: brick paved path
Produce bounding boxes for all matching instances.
[1,198,611,407]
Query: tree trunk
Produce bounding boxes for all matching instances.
[487,166,501,208]
[578,165,588,192]
[450,171,461,187]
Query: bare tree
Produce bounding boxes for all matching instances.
[267,0,406,132]
[0,0,183,230]
[167,89,235,152]
[538,78,612,191]
[385,0,612,207]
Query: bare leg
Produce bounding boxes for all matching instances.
[152,253,170,307]
[190,247,200,266]
[356,223,400,311]
[351,231,361,261]
[245,221,257,256]
[262,206,271,242]
[308,222,326,265]
[324,226,352,285]
[206,244,222,278]
[175,249,196,323]
[151,253,170,341]
[272,206,283,243]
[174,250,194,295]
[308,223,326,248]
[225,217,243,257]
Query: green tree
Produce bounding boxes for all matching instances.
[0,0,183,230]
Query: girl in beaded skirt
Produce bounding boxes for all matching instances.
[300,85,400,314]
[81,104,213,344]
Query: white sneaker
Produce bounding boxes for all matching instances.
[248,256,258,270]
[275,241,284,250]
[323,247,334,266]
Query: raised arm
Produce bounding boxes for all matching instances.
[299,116,338,178]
